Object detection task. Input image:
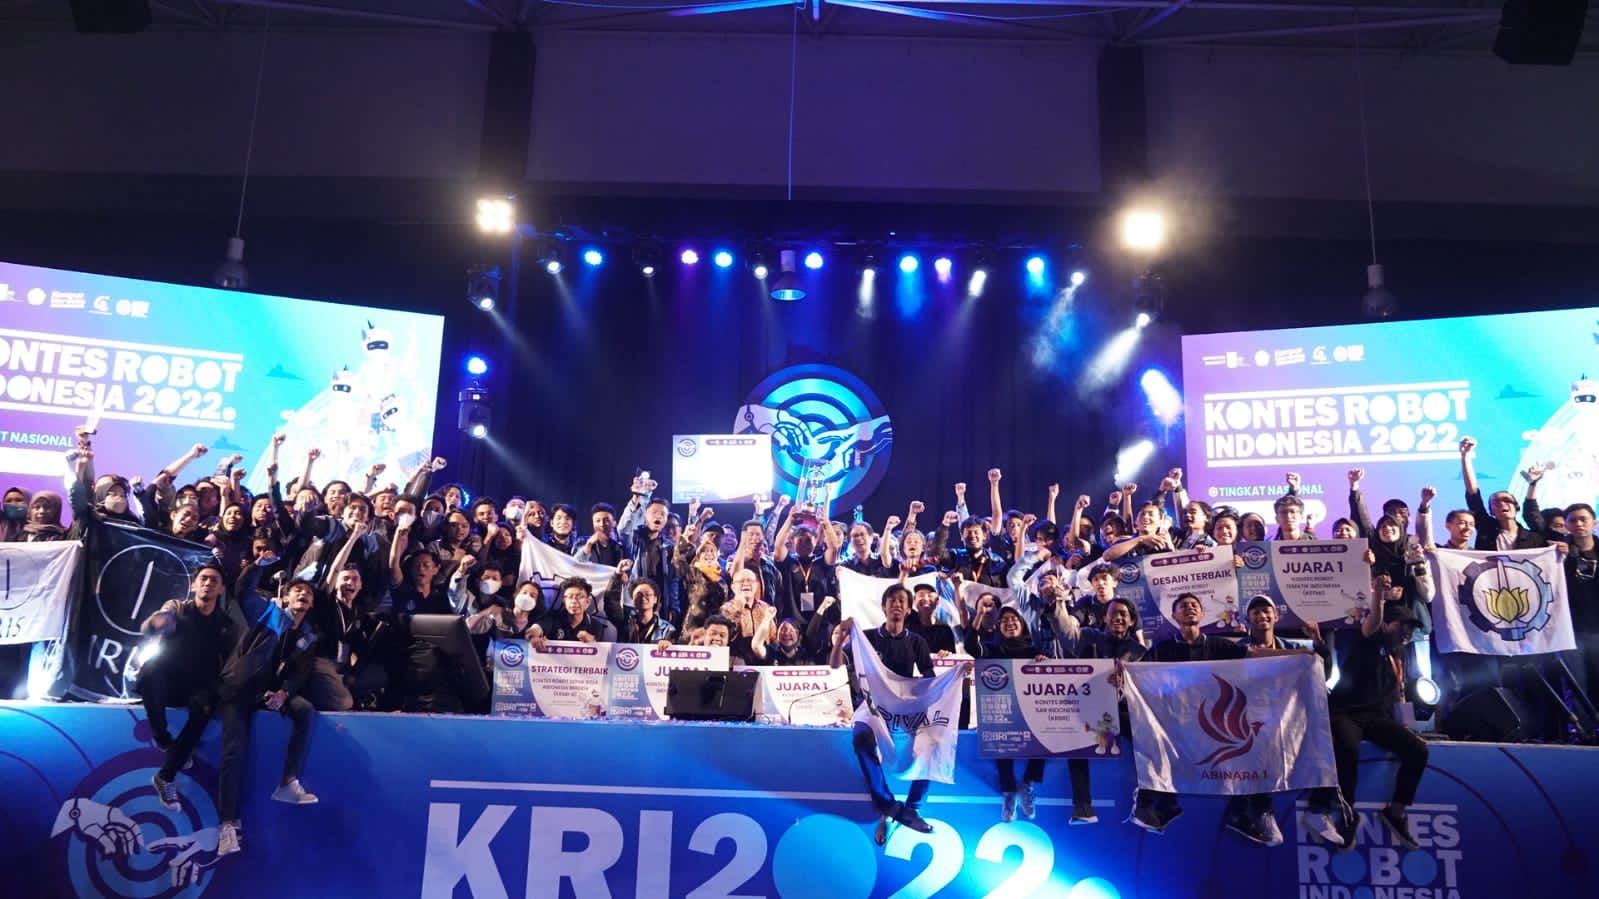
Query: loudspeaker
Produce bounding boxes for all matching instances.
[665,669,759,722]
[69,0,151,33]
[1441,687,1528,742]
[1493,0,1588,66]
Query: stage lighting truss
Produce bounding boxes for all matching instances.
[458,384,491,439]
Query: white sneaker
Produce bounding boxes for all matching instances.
[1018,782,1038,820]
[270,778,319,805]
[1259,812,1285,847]
[1303,810,1342,845]
[1000,792,1016,823]
[217,821,242,857]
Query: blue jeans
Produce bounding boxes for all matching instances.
[853,724,928,816]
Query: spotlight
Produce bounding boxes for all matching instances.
[1119,208,1168,254]
[749,252,769,279]
[474,196,515,235]
[1070,270,1087,287]
[967,269,988,298]
[971,248,993,276]
[933,257,953,281]
[680,248,700,266]
[633,243,661,277]
[1413,676,1441,707]
[1136,312,1152,329]
[804,251,825,270]
[898,254,919,274]
[582,248,605,267]
[861,253,879,275]
[1025,255,1046,278]
[537,239,565,275]
[1363,263,1397,319]
[1139,368,1182,426]
[713,250,735,269]
[770,250,807,302]
[466,265,500,313]
[458,385,491,438]
[1113,438,1155,484]
[465,355,489,377]
[1132,270,1165,327]
[212,237,248,290]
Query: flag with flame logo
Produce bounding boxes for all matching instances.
[1123,654,1336,795]
[1432,547,1574,656]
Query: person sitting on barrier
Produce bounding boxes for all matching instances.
[1224,595,1331,847]
[215,567,324,857]
[829,584,938,845]
[528,577,609,646]
[1303,573,1429,851]
[140,563,237,812]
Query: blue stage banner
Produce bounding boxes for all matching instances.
[3,702,1596,898]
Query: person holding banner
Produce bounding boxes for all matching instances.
[828,585,939,844]
[1460,437,1546,552]
[1304,573,1429,851]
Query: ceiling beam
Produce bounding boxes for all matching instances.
[1141,11,1500,44]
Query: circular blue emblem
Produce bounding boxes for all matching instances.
[614,647,641,672]
[497,642,526,668]
[978,664,1010,692]
[1239,544,1269,570]
[735,364,893,513]
[1117,562,1141,585]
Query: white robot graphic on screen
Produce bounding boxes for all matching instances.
[734,403,893,519]
[247,321,429,492]
[1514,373,1599,508]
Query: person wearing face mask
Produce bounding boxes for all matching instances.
[468,580,545,639]
[1,486,30,542]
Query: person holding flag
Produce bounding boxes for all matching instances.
[829,584,968,847]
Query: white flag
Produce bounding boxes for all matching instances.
[837,566,938,630]
[1123,654,1337,795]
[0,541,81,645]
[957,580,1020,613]
[519,536,618,596]
[1432,547,1575,656]
[849,621,966,784]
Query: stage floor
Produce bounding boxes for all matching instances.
[4,701,1596,898]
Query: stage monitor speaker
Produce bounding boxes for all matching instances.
[1493,0,1588,66]
[70,1,152,33]
[1441,687,1528,742]
[665,669,759,722]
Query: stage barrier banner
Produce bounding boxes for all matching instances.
[1123,653,1337,795]
[746,665,853,726]
[974,658,1121,760]
[1235,539,1372,627]
[4,701,1598,898]
[490,639,730,719]
[837,566,938,629]
[606,643,730,720]
[1432,546,1576,656]
[0,541,80,645]
[849,621,966,784]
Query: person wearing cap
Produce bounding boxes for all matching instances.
[1223,594,1331,846]
[1303,573,1430,851]
[906,582,958,655]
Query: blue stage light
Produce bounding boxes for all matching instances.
[465,356,488,376]
[583,248,604,267]
[898,254,919,274]
[713,250,735,269]
[803,251,824,270]
[1026,255,1046,278]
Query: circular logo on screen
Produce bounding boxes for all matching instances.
[978,664,1010,692]
[1118,562,1142,585]
[497,643,526,668]
[614,647,641,672]
[676,438,698,458]
[734,364,893,512]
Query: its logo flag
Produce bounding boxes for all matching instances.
[848,621,966,784]
[1432,547,1575,656]
[1123,654,1336,795]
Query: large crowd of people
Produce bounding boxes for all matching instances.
[3,427,1596,856]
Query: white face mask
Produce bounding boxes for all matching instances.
[396,512,416,530]
[514,593,537,612]
[479,579,501,595]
